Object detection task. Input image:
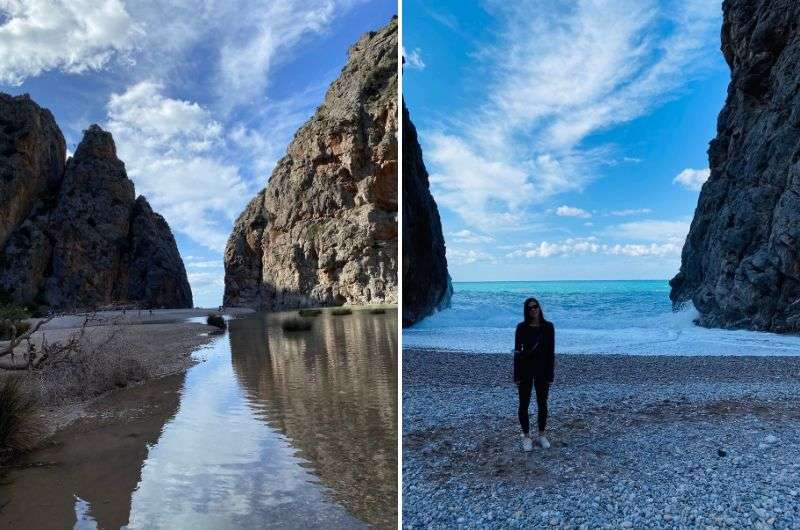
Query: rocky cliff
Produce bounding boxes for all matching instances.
[402,102,451,327]
[224,18,398,310]
[0,94,65,251]
[670,0,800,332]
[0,95,192,311]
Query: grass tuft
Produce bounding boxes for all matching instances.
[206,314,226,330]
[298,308,322,317]
[0,377,40,455]
[0,321,30,340]
[0,303,32,340]
[282,318,312,332]
[368,308,386,314]
[331,308,353,316]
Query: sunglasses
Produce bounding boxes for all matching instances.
[527,304,539,309]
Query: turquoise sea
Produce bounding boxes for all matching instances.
[402,280,800,355]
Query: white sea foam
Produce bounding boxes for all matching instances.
[403,281,800,355]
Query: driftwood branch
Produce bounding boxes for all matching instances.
[0,317,53,357]
[0,311,119,371]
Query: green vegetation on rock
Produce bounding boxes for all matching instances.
[207,314,226,330]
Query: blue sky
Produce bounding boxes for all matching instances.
[0,0,395,307]
[404,0,729,282]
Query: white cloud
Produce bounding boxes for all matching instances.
[0,0,141,84]
[425,0,719,229]
[673,167,709,190]
[427,132,533,227]
[506,236,681,259]
[186,271,225,307]
[185,260,223,269]
[555,205,591,218]
[449,229,494,244]
[1,0,364,111]
[226,90,319,177]
[609,208,652,216]
[106,81,251,252]
[507,237,600,258]
[403,46,425,69]
[609,218,690,243]
[604,242,681,257]
[212,0,350,110]
[446,248,495,265]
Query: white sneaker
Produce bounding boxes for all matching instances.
[521,434,533,452]
[538,435,550,449]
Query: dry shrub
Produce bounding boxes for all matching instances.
[32,323,151,406]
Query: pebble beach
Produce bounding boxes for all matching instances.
[403,348,800,529]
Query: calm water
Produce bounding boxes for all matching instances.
[0,309,397,529]
[403,280,800,355]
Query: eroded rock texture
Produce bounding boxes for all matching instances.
[224,18,398,310]
[402,102,451,327]
[670,0,800,332]
[0,94,65,251]
[0,96,191,311]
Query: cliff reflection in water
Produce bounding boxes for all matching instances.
[229,309,398,528]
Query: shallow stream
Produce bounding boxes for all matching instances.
[0,309,397,529]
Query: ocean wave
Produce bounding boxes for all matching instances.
[403,281,800,356]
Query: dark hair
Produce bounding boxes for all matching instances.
[523,297,546,325]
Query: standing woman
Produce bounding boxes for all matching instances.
[513,297,555,452]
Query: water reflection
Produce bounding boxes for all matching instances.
[229,310,398,528]
[0,309,397,529]
[0,373,185,529]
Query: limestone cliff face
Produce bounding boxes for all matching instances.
[0,94,65,251]
[0,96,192,311]
[402,102,451,327]
[224,18,397,310]
[670,0,800,332]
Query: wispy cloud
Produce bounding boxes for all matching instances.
[449,229,494,244]
[426,0,720,229]
[186,271,225,306]
[403,46,426,69]
[673,167,709,190]
[106,81,251,252]
[506,237,681,259]
[609,208,652,216]
[447,248,496,265]
[608,218,690,243]
[555,205,591,218]
[121,0,366,112]
[0,0,141,85]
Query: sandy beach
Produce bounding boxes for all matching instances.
[0,308,253,441]
[403,348,800,529]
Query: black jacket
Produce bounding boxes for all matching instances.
[513,320,555,383]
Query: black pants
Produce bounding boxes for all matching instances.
[518,379,549,434]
